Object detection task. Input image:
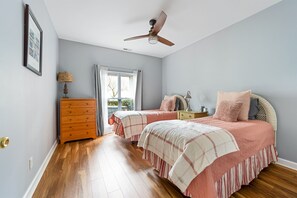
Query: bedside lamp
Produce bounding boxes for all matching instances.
[57,72,73,98]
[184,91,192,111]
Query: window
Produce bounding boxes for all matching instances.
[107,71,136,117]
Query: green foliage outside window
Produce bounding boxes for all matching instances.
[108,99,133,110]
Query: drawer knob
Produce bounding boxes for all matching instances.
[69,134,72,136]
[189,115,192,117]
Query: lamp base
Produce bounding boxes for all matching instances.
[63,83,69,98]
[185,105,192,112]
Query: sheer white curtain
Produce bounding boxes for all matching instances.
[99,66,109,129]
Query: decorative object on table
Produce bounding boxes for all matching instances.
[200,106,205,112]
[23,4,43,76]
[184,91,192,111]
[201,106,208,112]
[57,72,73,98]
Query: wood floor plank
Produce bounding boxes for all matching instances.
[108,189,124,198]
[33,134,297,198]
[91,178,108,198]
[102,142,139,197]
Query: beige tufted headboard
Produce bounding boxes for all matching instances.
[251,93,277,146]
[174,95,188,110]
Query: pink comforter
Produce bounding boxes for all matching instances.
[186,117,276,197]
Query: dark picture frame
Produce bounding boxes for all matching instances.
[24,4,43,76]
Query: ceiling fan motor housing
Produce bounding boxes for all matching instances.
[149,19,157,26]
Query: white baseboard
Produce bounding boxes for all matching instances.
[23,140,58,198]
[277,158,297,171]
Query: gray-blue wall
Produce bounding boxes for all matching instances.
[0,0,59,197]
[162,0,297,163]
[59,39,163,109]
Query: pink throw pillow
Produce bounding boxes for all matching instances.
[213,101,243,122]
[164,95,176,111]
[216,90,251,121]
[160,99,175,111]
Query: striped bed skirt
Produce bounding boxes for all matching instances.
[144,144,277,198]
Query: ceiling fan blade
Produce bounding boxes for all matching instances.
[151,11,167,36]
[124,34,149,41]
[157,36,175,46]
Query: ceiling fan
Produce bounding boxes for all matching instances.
[124,11,175,46]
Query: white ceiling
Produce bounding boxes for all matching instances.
[44,0,281,58]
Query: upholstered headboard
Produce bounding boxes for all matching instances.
[251,93,277,146]
[251,93,277,132]
[174,95,188,111]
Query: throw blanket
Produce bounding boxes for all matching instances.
[112,111,148,139]
[137,120,239,192]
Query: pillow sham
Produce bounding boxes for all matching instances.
[213,101,243,122]
[164,95,177,111]
[248,98,260,120]
[160,99,175,111]
[216,90,251,121]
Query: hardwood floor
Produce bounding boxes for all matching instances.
[33,134,297,198]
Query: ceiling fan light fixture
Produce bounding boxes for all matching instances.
[148,36,158,44]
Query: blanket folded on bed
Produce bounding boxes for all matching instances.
[137,120,239,192]
[111,111,148,139]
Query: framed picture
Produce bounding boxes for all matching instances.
[24,4,43,76]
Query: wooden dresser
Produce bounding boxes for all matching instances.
[60,98,97,144]
[177,111,208,120]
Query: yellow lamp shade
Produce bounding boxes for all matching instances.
[57,72,73,82]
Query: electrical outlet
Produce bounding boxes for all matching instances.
[29,157,33,170]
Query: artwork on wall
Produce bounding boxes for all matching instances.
[24,4,43,76]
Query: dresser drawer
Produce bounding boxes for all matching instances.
[61,100,96,108]
[61,122,96,132]
[60,129,96,142]
[61,107,96,116]
[61,114,96,124]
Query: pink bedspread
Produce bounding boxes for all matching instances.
[138,119,239,192]
[108,110,177,140]
[187,117,276,197]
[142,117,276,197]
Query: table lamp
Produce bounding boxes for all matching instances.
[57,72,73,98]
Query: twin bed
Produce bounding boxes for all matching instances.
[108,94,188,141]
[109,92,278,198]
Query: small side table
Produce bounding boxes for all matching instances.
[177,111,208,120]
